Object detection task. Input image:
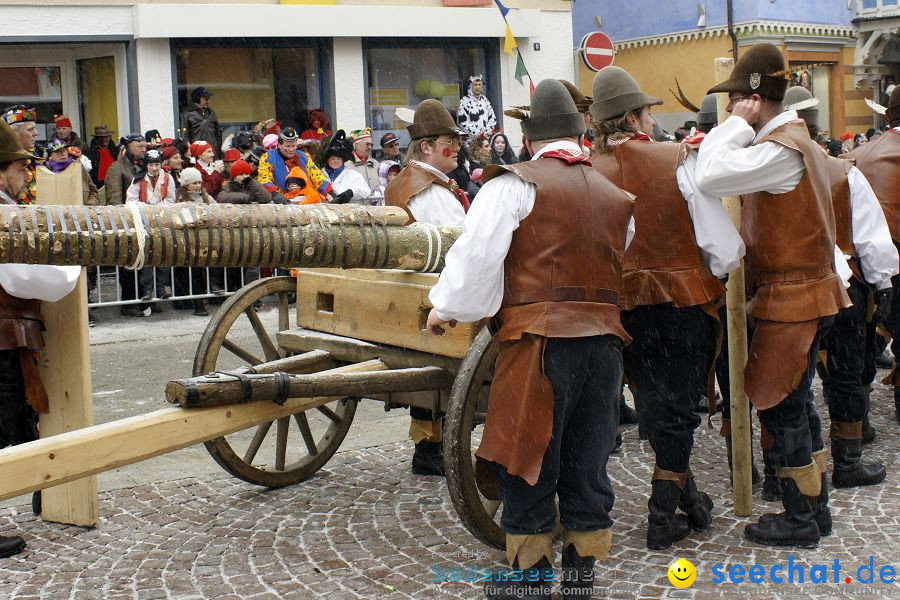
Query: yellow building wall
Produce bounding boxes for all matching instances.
[577,35,732,116]
[842,46,878,135]
[78,56,119,140]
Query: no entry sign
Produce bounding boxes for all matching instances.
[580,31,615,72]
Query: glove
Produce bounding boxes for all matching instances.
[329,189,353,204]
[873,287,893,325]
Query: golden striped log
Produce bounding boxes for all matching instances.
[0,203,460,272]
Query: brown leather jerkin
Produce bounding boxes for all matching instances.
[0,285,49,413]
[475,158,634,486]
[384,162,454,224]
[826,155,863,283]
[845,129,899,244]
[740,120,851,410]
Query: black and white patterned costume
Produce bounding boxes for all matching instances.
[456,77,497,137]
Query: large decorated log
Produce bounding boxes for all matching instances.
[0,203,460,272]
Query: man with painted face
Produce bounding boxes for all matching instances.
[385,99,470,477]
[427,79,634,600]
[591,66,744,551]
[696,43,852,548]
[457,75,497,138]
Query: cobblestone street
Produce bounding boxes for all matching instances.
[0,380,897,600]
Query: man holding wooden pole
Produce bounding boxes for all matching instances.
[696,43,851,548]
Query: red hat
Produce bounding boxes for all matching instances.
[190,141,213,158]
[54,115,73,129]
[223,148,240,162]
[160,146,179,161]
[839,131,854,141]
[229,159,253,178]
[265,121,283,136]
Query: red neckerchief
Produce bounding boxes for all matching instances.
[538,147,592,166]
[448,179,470,212]
[681,131,706,145]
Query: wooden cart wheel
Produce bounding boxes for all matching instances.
[444,327,504,550]
[194,276,357,487]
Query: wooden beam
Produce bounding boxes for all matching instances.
[0,361,386,502]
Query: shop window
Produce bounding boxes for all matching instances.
[173,40,330,143]
[0,66,63,142]
[365,39,499,147]
[77,57,120,142]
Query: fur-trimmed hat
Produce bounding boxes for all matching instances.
[707,43,789,101]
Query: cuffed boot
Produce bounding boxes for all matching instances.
[812,449,831,536]
[721,419,760,487]
[862,387,875,445]
[676,473,714,531]
[744,465,821,548]
[646,468,691,550]
[486,534,553,600]
[759,426,780,502]
[411,440,445,477]
[0,535,25,558]
[559,529,609,600]
[831,422,886,488]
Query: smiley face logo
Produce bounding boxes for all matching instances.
[668,558,697,588]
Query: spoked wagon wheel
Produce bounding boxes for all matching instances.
[444,327,504,550]
[194,276,357,487]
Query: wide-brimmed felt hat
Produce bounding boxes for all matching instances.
[559,80,592,113]
[887,85,900,125]
[590,67,663,122]
[698,94,718,126]
[407,100,466,140]
[93,124,112,137]
[707,43,789,101]
[0,120,38,163]
[783,86,820,128]
[519,79,586,141]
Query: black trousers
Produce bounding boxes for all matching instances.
[757,318,832,469]
[622,304,713,473]
[498,336,622,534]
[821,278,869,422]
[886,271,900,379]
[0,349,38,448]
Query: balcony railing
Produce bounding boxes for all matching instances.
[857,0,900,18]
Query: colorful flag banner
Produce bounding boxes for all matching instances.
[503,23,517,56]
[493,0,510,18]
[494,0,533,94]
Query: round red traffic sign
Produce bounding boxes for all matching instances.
[580,31,615,72]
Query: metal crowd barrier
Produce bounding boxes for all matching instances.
[86,266,263,308]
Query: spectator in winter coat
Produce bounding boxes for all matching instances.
[347,128,380,192]
[488,131,517,165]
[281,166,325,204]
[378,132,403,164]
[301,109,332,141]
[125,149,176,205]
[222,148,240,182]
[53,115,84,151]
[315,130,371,204]
[44,138,100,205]
[173,167,214,316]
[217,160,274,204]
[161,146,183,186]
[182,87,221,153]
[104,134,147,205]
[371,160,401,200]
[258,128,339,200]
[84,125,119,189]
[190,141,224,199]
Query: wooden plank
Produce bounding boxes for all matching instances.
[299,267,442,287]
[295,270,479,358]
[35,164,99,527]
[0,360,386,502]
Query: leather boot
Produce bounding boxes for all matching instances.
[618,393,638,425]
[484,557,553,600]
[676,473,714,531]
[411,440,445,477]
[760,425,781,501]
[721,419,760,487]
[744,468,820,548]
[560,544,596,600]
[831,422,885,488]
[862,386,875,445]
[646,468,691,550]
[0,535,25,558]
[812,449,831,536]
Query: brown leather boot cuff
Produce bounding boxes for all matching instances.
[811,449,829,473]
[652,465,689,490]
[830,420,863,441]
[506,533,553,569]
[409,418,442,443]
[562,528,612,562]
[776,461,822,496]
[720,418,731,437]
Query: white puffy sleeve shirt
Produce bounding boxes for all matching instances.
[406,161,466,227]
[846,166,898,290]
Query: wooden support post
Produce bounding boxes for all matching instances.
[0,360,386,502]
[714,57,753,517]
[36,165,99,527]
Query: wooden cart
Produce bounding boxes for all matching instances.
[189,269,503,549]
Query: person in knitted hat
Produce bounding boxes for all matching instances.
[845,83,900,425]
[217,159,274,205]
[190,140,224,198]
[591,64,743,552]
[346,128,379,192]
[782,86,896,494]
[257,127,349,204]
[428,79,636,600]
[53,115,84,151]
[45,138,100,206]
[696,42,853,549]
[0,120,81,555]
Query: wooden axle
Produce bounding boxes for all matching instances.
[166,364,453,407]
[0,360,386,502]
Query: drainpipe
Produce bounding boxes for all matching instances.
[727,0,739,59]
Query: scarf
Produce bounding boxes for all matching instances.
[46,157,74,174]
[324,165,344,180]
[196,159,217,176]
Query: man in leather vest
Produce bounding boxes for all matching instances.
[845,85,900,424]
[784,86,897,492]
[385,99,469,477]
[427,79,635,600]
[697,43,852,548]
[591,67,745,551]
[0,121,80,558]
